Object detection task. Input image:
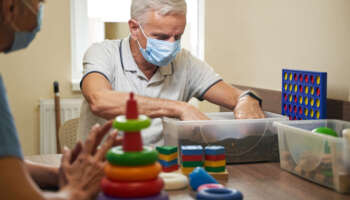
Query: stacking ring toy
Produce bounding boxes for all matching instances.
[97,191,169,200]
[159,172,188,190]
[113,115,151,132]
[197,183,225,192]
[105,162,161,182]
[107,146,158,166]
[101,177,164,198]
[197,188,243,200]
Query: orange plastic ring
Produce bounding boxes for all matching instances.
[105,162,162,182]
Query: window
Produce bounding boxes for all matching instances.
[70,0,205,91]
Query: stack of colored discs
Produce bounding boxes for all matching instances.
[181,145,204,175]
[204,146,226,173]
[156,146,179,172]
[98,93,168,200]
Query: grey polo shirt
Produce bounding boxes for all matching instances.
[78,36,222,145]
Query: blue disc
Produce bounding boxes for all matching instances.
[197,188,243,200]
[158,159,178,167]
[205,146,225,155]
[181,145,203,156]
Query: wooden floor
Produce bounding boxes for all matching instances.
[26,155,350,200]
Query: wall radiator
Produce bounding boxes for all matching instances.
[40,98,83,154]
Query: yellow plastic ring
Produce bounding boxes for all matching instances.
[105,162,162,182]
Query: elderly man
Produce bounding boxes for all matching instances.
[79,0,264,145]
[0,0,119,199]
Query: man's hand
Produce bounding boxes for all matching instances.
[178,102,210,121]
[59,122,118,199]
[233,96,265,119]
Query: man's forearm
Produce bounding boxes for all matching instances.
[87,90,186,120]
[25,160,59,188]
[203,81,244,110]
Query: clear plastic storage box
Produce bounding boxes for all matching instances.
[163,112,287,163]
[274,120,350,193]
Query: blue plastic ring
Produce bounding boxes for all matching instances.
[97,191,169,200]
[197,188,243,200]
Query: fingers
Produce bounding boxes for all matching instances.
[92,121,113,154]
[113,136,123,147]
[61,146,72,168]
[82,124,101,155]
[70,141,82,164]
[94,131,118,161]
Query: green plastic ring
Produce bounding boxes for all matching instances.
[106,146,158,166]
[113,115,151,131]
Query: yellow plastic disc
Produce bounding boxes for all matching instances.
[310,109,314,118]
[305,86,309,94]
[181,167,195,175]
[289,84,292,92]
[289,73,293,81]
[316,76,321,85]
[289,95,292,102]
[304,97,309,106]
[204,160,226,168]
[294,85,298,92]
[159,152,178,162]
[284,73,288,80]
[316,111,320,119]
[304,108,309,116]
[284,83,288,91]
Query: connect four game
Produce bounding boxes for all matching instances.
[281,69,327,120]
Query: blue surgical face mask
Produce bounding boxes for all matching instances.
[5,2,44,53]
[136,25,181,67]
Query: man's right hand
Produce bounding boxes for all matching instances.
[178,102,210,121]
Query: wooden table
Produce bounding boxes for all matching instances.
[26,155,350,200]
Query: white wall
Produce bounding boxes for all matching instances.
[200,0,350,112]
[0,0,81,155]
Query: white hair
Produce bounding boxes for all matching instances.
[131,0,187,24]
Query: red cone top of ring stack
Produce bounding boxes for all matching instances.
[123,92,143,152]
[126,92,138,119]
